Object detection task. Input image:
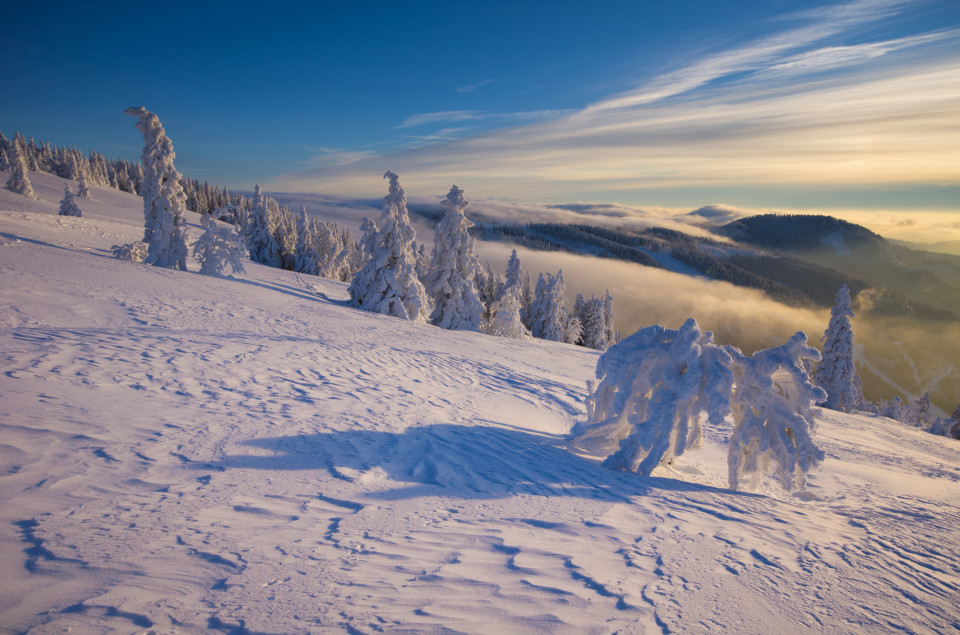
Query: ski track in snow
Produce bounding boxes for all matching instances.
[1,172,959,633]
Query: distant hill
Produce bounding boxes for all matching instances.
[714,214,960,321]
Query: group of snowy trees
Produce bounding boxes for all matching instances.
[572,318,826,491]
[813,284,959,439]
[346,171,616,347]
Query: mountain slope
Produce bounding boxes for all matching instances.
[1,172,959,633]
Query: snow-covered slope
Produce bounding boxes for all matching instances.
[1,172,959,633]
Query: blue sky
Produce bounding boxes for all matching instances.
[2,0,958,239]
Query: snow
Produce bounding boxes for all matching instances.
[2,170,960,633]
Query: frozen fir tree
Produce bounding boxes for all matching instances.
[579,296,608,350]
[727,332,826,492]
[347,171,430,323]
[245,184,281,267]
[193,214,246,277]
[531,270,568,342]
[904,393,932,428]
[77,169,92,199]
[5,139,37,199]
[293,207,322,275]
[603,290,617,347]
[816,284,862,412]
[564,314,583,345]
[485,283,531,339]
[274,205,298,270]
[0,131,10,171]
[423,185,485,330]
[573,319,735,476]
[879,396,903,422]
[125,107,188,270]
[505,249,523,290]
[58,184,82,217]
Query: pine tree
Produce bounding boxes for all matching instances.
[193,214,246,276]
[816,284,862,412]
[531,270,569,342]
[245,184,281,267]
[347,171,430,323]
[423,185,485,330]
[125,107,189,270]
[274,205,298,270]
[5,139,37,199]
[58,184,82,217]
[485,283,531,339]
[77,169,92,199]
[293,206,322,275]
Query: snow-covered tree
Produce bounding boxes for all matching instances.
[531,270,569,342]
[58,184,82,217]
[505,249,523,291]
[573,319,826,491]
[423,185,485,330]
[77,169,92,199]
[577,295,609,350]
[485,283,531,339]
[293,207,322,275]
[125,107,188,270]
[274,205,298,270]
[879,396,903,422]
[573,319,735,476]
[347,171,430,323]
[816,284,862,412]
[903,393,932,428]
[193,214,246,277]
[245,184,281,267]
[727,332,826,492]
[5,139,37,199]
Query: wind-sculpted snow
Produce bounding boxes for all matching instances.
[1,170,959,632]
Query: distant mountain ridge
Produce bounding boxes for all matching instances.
[417,209,958,322]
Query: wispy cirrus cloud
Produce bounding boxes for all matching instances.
[455,78,495,93]
[271,0,960,233]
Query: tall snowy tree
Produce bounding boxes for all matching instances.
[245,184,281,267]
[58,184,82,217]
[5,139,37,199]
[531,270,569,342]
[77,169,92,199]
[125,107,189,270]
[423,185,485,330]
[293,206,322,275]
[347,171,430,323]
[815,284,863,412]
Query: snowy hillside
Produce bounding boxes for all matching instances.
[2,171,960,633]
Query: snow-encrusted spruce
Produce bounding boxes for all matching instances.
[125,107,189,270]
[274,206,298,270]
[58,184,82,217]
[77,169,92,199]
[530,270,570,342]
[816,284,863,412]
[727,332,826,492]
[879,396,903,422]
[293,206,322,275]
[245,184,281,267]
[573,319,827,491]
[193,214,246,277]
[5,139,37,199]
[484,283,531,339]
[423,185,485,330]
[573,318,735,476]
[347,171,430,323]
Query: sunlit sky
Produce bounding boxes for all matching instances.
[2,0,958,242]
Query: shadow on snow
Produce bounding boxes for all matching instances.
[200,422,757,503]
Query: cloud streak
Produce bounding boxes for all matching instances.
[270,0,959,227]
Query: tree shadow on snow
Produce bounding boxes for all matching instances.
[199,423,757,502]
